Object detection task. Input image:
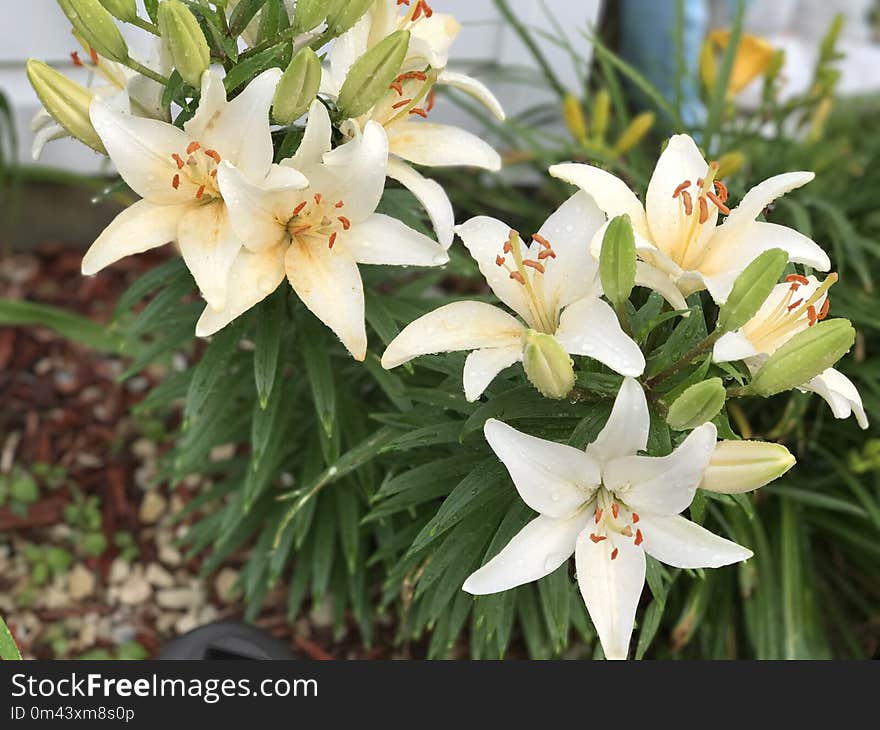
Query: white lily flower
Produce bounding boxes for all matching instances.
[381,193,646,401]
[714,274,868,428]
[32,40,169,159]
[81,68,282,314]
[320,0,505,247]
[211,99,449,360]
[463,378,753,660]
[549,134,831,304]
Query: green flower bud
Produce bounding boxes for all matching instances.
[26,59,106,154]
[716,248,788,333]
[325,0,375,38]
[157,0,210,88]
[522,331,575,400]
[666,378,726,430]
[700,440,795,494]
[57,0,129,62]
[99,0,138,22]
[272,47,322,124]
[612,112,654,156]
[599,214,636,310]
[591,88,610,141]
[748,319,855,397]
[293,0,333,32]
[338,30,410,119]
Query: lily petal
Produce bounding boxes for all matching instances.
[634,261,689,311]
[537,191,604,310]
[455,217,532,323]
[184,68,281,181]
[575,531,645,660]
[408,12,461,68]
[437,69,505,120]
[177,200,243,311]
[217,161,308,253]
[638,513,752,568]
[463,512,589,594]
[586,377,650,463]
[463,346,522,401]
[605,423,718,515]
[555,296,646,377]
[82,199,186,275]
[344,213,449,266]
[645,134,714,259]
[285,239,367,360]
[90,100,198,204]
[720,171,814,232]
[803,367,869,429]
[381,301,524,369]
[713,330,760,363]
[286,99,332,171]
[388,121,501,171]
[484,419,600,518]
[387,156,455,249]
[195,245,285,337]
[549,163,649,238]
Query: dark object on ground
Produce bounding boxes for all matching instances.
[159,621,295,660]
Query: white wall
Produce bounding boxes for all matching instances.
[0,0,602,173]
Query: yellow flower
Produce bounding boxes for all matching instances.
[701,29,776,95]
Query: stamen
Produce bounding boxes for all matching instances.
[681,190,693,216]
[537,249,556,260]
[620,525,633,538]
[611,548,619,560]
[210,170,217,177]
[409,107,428,118]
[427,90,436,112]
[392,98,413,109]
[396,71,428,82]
[89,47,99,65]
[787,298,803,312]
[589,534,607,543]
[631,512,640,523]
[171,174,180,190]
[523,260,545,274]
[495,255,506,266]
[328,232,337,249]
[292,201,307,216]
[698,196,709,224]
[532,234,552,249]
[171,153,185,169]
[314,193,322,205]
[634,529,643,546]
[672,181,691,198]
[338,216,351,230]
[186,141,201,154]
[807,305,818,326]
[335,200,345,208]
[195,184,205,199]
[611,503,619,519]
[706,191,730,215]
[509,271,526,285]
[595,508,603,524]
[204,149,221,163]
[714,180,728,203]
[291,225,311,235]
[786,274,810,286]
[71,51,83,67]
[390,81,404,95]
[818,298,830,320]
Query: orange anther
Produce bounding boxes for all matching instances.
[589,533,607,543]
[210,169,217,177]
[172,153,185,169]
[171,174,180,189]
[328,232,337,249]
[509,271,526,285]
[531,233,552,249]
[672,180,691,198]
[314,193,322,205]
[537,249,556,260]
[427,90,436,112]
[611,503,619,519]
[495,255,505,267]
[291,225,311,235]
[611,548,619,560]
[335,200,345,208]
[292,201,307,216]
[89,47,99,65]
[409,107,428,118]
[714,180,728,203]
[338,216,351,230]
[523,260,545,274]
[632,512,640,523]
[807,305,818,326]
[392,98,413,109]
[818,298,830,320]
[205,149,221,163]
[186,141,201,154]
[195,184,205,199]
[787,298,803,312]
[786,274,810,286]
[71,51,83,67]
[706,191,730,215]
[390,82,404,95]
[698,196,709,224]
[634,529,643,546]
[595,508,603,524]
[681,190,693,216]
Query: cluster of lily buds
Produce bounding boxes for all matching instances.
[562,89,655,157]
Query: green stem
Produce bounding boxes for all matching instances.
[648,329,723,388]
[123,58,169,86]
[130,16,160,36]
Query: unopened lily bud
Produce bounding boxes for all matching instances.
[325,0,374,38]
[591,88,610,141]
[273,47,321,124]
[700,440,795,494]
[26,59,105,154]
[99,0,137,22]
[612,112,654,156]
[599,215,636,310]
[157,0,210,88]
[714,150,746,179]
[522,331,574,400]
[748,318,855,397]
[293,0,331,32]
[667,378,726,430]
[57,0,129,62]
[717,248,787,333]
[338,30,410,119]
[562,93,588,146]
